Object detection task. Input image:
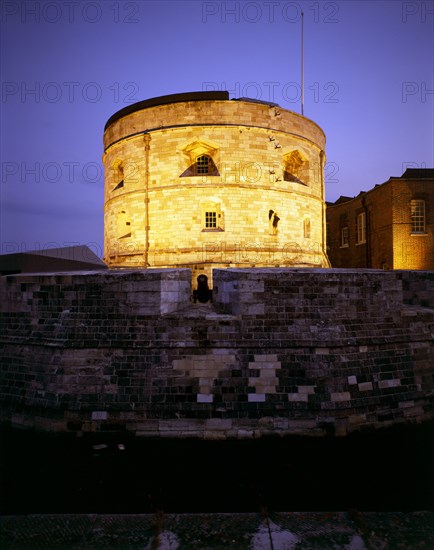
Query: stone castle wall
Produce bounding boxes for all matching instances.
[1,268,433,438]
[103,94,329,281]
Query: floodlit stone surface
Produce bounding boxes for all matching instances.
[103,94,329,281]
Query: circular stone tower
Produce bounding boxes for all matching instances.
[103,91,330,281]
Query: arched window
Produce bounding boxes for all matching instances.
[410,199,426,234]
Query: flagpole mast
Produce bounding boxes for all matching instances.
[301,11,304,116]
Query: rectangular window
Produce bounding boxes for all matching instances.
[196,155,210,175]
[340,226,349,247]
[303,219,311,239]
[356,212,366,244]
[411,199,426,233]
[205,211,217,228]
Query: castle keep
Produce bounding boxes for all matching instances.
[103,92,329,280]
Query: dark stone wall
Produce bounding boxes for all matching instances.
[397,270,434,309]
[0,268,433,438]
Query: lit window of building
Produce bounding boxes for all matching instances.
[411,199,426,234]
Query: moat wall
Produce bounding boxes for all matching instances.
[0,268,433,438]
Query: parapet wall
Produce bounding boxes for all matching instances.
[0,268,433,438]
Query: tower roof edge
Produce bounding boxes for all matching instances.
[104,91,230,131]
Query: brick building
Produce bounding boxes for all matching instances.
[326,169,434,270]
[103,91,330,282]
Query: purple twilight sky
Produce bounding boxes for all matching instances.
[1,0,433,258]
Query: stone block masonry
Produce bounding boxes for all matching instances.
[0,268,433,438]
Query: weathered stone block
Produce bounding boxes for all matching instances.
[378,379,401,389]
[197,394,213,403]
[248,394,266,402]
[331,392,351,402]
[288,393,308,402]
[358,382,373,392]
[298,385,316,394]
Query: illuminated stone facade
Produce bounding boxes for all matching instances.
[103,92,329,281]
[326,169,434,270]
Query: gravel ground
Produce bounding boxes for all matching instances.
[1,511,434,549]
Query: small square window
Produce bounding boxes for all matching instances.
[205,211,217,228]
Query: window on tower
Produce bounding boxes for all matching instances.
[117,210,131,239]
[112,161,124,191]
[205,211,217,228]
[283,150,309,185]
[196,155,210,175]
[201,202,224,231]
[179,141,220,178]
[269,209,280,235]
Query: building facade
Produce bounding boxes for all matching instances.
[103,91,330,281]
[326,169,434,270]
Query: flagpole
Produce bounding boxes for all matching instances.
[301,11,304,116]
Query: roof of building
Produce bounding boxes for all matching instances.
[232,97,279,107]
[331,196,354,205]
[104,91,285,131]
[400,168,434,179]
[328,168,434,206]
[105,91,230,131]
[0,245,107,275]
